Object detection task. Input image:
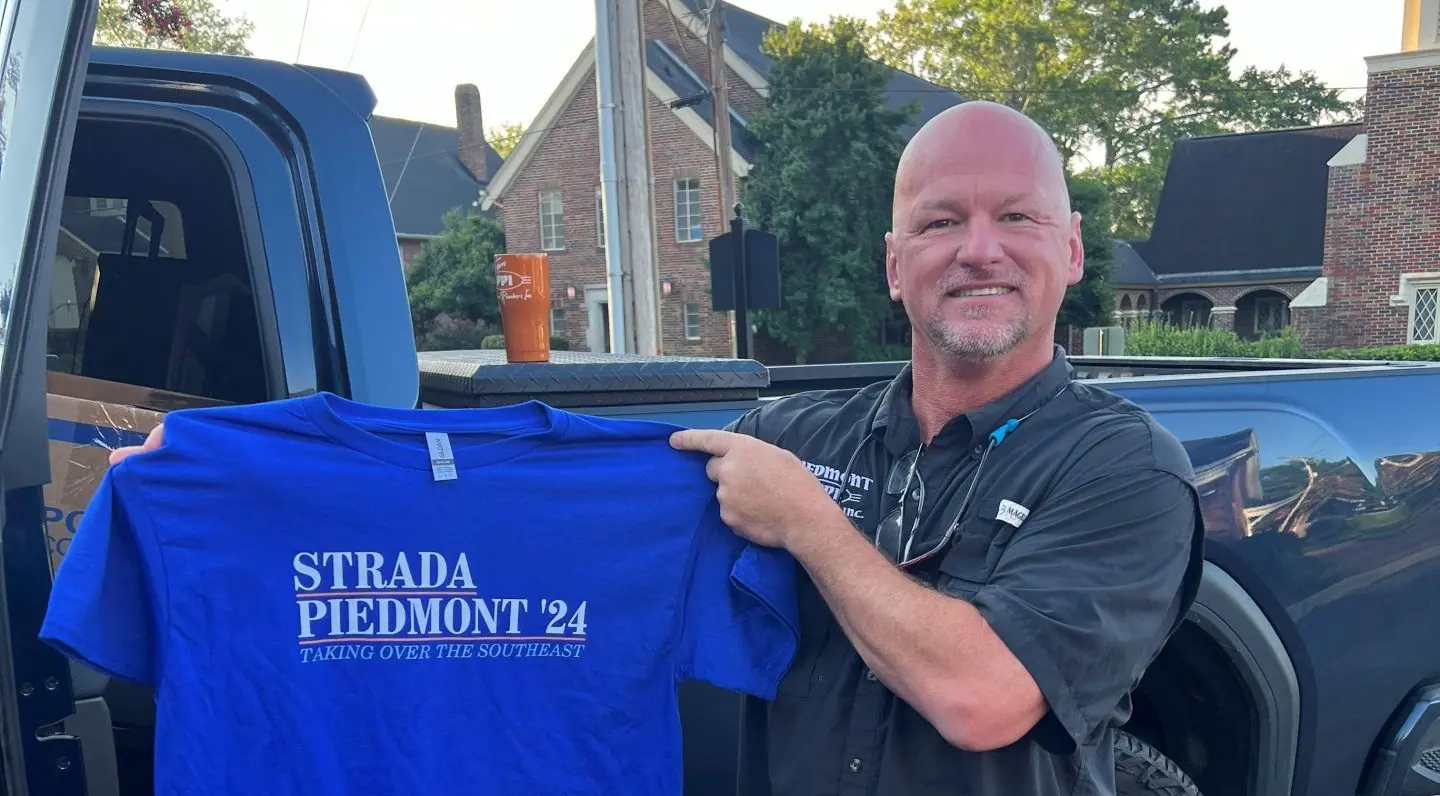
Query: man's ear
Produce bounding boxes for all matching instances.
[1066,212,1085,287]
[885,232,902,300]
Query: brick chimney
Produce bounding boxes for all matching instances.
[455,83,489,182]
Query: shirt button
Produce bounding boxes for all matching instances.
[849,758,863,773]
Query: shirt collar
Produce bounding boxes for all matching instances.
[872,345,1074,456]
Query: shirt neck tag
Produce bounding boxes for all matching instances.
[995,499,1029,528]
[425,432,458,482]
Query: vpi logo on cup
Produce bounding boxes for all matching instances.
[802,460,874,520]
[495,269,532,291]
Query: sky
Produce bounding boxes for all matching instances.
[217,0,1400,132]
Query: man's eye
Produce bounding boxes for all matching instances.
[1001,213,1030,222]
[924,219,953,230]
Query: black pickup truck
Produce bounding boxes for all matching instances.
[1,4,1438,796]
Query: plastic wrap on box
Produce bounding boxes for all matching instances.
[42,373,208,573]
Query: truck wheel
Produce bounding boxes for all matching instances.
[1114,729,1202,796]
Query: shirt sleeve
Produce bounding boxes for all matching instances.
[723,407,761,437]
[676,496,800,699]
[39,465,162,685]
[957,465,1202,753]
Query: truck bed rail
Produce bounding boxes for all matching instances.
[763,355,1429,395]
[417,349,767,408]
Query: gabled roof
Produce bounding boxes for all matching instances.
[369,116,503,238]
[1111,239,1157,285]
[482,0,963,210]
[1131,123,1361,281]
[673,0,964,138]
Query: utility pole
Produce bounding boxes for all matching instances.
[595,0,663,355]
[706,1,736,225]
[706,0,741,356]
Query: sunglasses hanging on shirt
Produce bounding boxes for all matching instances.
[841,382,1069,568]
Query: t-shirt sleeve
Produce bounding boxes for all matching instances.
[39,465,162,685]
[675,496,800,699]
[956,465,1202,753]
[723,407,762,437]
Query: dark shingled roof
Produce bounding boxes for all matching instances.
[1131,123,1361,279]
[675,0,964,138]
[369,116,504,237]
[647,39,760,162]
[1111,239,1157,286]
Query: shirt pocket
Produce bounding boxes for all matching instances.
[934,493,1022,597]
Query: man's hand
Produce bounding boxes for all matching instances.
[669,428,843,549]
[109,424,164,466]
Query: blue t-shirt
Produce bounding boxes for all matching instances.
[40,392,799,795]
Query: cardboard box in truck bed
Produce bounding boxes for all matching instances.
[42,373,224,573]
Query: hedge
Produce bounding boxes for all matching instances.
[1120,319,1440,361]
[1122,320,1305,358]
[479,334,571,352]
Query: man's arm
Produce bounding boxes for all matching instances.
[787,467,1200,752]
[786,505,1045,750]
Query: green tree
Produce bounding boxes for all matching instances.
[745,17,914,364]
[96,0,254,55]
[1062,175,1116,329]
[868,0,1360,238]
[406,209,506,351]
[486,122,525,159]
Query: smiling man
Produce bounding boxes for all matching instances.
[670,101,1205,795]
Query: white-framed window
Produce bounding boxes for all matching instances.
[539,189,565,251]
[1392,273,1440,344]
[595,187,606,248]
[674,178,703,243]
[683,302,702,340]
[1413,285,1440,343]
[550,307,566,336]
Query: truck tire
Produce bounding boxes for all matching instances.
[1114,729,1202,796]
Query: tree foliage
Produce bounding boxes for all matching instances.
[486,123,526,159]
[407,209,506,351]
[96,0,254,55]
[744,18,914,364]
[1061,175,1116,329]
[867,0,1361,237]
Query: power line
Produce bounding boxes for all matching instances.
[372,79,1364,169]
[345,0,377,71]
[293,0,312,63]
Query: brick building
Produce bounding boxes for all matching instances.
[1111,124,1359,339]
[1290,5,1440,350]
[371,84,504,274]
[479,0,962,356]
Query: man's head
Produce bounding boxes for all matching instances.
[885,101,1083,367]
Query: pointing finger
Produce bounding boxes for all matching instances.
[669,428,739,455]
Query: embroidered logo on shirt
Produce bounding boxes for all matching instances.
[995,500,1030,529]
[800,459,874,521]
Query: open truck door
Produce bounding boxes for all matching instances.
[0,1,97,795]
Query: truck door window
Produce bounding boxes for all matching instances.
[44,116,267,406]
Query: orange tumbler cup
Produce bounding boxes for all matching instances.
[494,253,551,363]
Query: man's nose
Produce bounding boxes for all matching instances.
[955,218,1005,265]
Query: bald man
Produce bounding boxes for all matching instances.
[669,102,1204,794]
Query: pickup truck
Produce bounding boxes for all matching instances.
[0,4,1437,796]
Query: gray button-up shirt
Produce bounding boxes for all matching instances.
[727,347,1203,796]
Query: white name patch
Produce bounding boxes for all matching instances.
[995,499,1030,528]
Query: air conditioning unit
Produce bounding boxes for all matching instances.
[1083,326,1126,356]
